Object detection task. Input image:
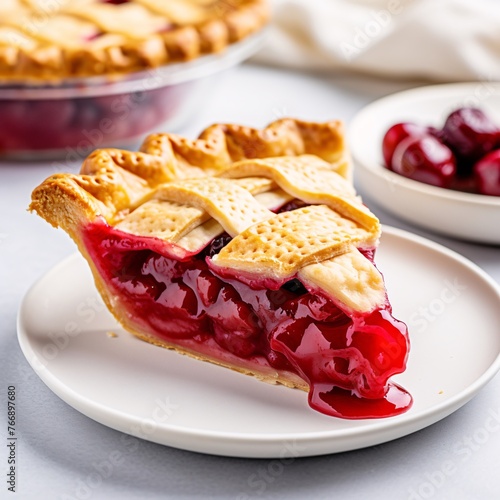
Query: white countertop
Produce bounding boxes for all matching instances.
[1,64,500,500]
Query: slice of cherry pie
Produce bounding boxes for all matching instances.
[30,118,412,419]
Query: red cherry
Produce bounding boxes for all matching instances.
[212,323,259,358]
[442,107,499,174]
[196,271,223,307]
[205,232,232,257]
[426,125,446,142]
[276,199,307,213]
[268,351,294,370]
[474,150,500,196]
[392,135,457,188]
[382,122,428,169]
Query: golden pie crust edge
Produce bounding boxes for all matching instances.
[0,0,269,82]
[30,118,350,231]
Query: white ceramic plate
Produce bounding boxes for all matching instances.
[349,82,500,244]
[17,227,500,458]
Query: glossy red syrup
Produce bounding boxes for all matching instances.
[83,219,412,419]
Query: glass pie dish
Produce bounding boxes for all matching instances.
[0,31,265,161]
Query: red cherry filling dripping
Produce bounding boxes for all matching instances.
[270,308,411,418]
[313,383,412,419]
[83,219,411,419]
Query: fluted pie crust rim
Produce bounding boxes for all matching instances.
[0,0,268,82]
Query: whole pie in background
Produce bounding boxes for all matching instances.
[0,1,269,159]
[0,0,269,81]
[30,118,412,420]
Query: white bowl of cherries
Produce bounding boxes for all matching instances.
[349,83,500,244]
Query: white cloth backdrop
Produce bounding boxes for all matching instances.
[254,0,500,81]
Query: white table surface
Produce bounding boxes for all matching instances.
[1,63,500,500]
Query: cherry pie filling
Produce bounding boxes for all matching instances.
[83,202,412,419]
[0,84,191,154]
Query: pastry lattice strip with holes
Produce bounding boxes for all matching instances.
[116,156,384,313]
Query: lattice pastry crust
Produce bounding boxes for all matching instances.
[30,118,394,395]
[0,0,268,81]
